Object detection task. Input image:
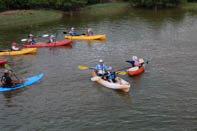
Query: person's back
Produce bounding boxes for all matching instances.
[69,27,76,36]
[28,34,36,45]
[1,70,13,88]
[87,28,94,36]
[94,60,109,77]
[11,42,20,51]
[49,34,55,43]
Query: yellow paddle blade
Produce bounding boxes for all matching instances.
[78,65,89,70]
[117,71,127,75]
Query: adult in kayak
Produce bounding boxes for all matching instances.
[1,70,24,88]
[69,27,77,36]
[49,33,56,43]
[107,67,121,84]
[126,56,140,67]
[94,59,109,79]
[27,34,36,45]
[11,42,20,51]
[87,28,94,36]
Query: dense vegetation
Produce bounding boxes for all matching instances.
[130,0,188,8]
[0,0,110,11]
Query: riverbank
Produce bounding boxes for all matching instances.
[181,2,197,10]
[0,10,63,27]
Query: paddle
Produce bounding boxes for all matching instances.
[63,31,86,36]
[21,34,49,42]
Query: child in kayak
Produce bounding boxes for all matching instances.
[69,27,77,36]
[27,34,36,45]
[107,67,121,84]
[49,33,56,43]
[87,28,94,36]
[11,42,20,51]
[94,59,109,79]
[1,70,24,88]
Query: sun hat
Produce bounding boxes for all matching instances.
[99,59,103,63]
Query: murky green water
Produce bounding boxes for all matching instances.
[0,8,197,131]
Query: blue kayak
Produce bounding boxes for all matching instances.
[0,73,44,92]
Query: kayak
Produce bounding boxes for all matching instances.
[0,48,37,56]
[23,40,72,48]
[128,65,145,76]
[65,35,106,40]
[0,73,44,92]
[92,72,130,92]
[0,59,8,65]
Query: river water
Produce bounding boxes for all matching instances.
[0,8,197,131]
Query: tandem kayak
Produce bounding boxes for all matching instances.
[23,40,72,48]
[0,59,8,65]
[0,48,37,56]
[65,35,106,40]
[92,72,130,92]
[0,73,44,92]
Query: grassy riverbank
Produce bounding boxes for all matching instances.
[181,2,197,10]
[0,10,63,27]
[81,2,130,13]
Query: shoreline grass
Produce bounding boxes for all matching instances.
[0,10,63,27]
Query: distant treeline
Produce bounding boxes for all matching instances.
[0,0,111,11]
[130,0,188,8]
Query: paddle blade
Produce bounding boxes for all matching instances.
[91,76,100,81]
[5,64,11,70]
[117,71,127,75]
[21,39,27,42]
[63,31,67,34]
[78,65,89,70]
[42,34,49,37]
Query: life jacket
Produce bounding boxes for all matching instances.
[88,31,93,36]
[1,76,7,85]
[97,64,107,75]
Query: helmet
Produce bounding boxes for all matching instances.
[71,27,75,30]
[132,56,138,61]
[99,59,103,63]
[12,42,16,46]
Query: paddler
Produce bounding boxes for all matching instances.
[126,56,140,67]
[107,67,121,84]
[11,42,20,51]
[94,59,109,79]
[49,33,56,43]
[87,28,94,36]
[27,34,36,45]
[69,27,77,36]
[1,70,23,88]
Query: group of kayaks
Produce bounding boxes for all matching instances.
[0,33,106,92]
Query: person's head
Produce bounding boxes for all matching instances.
[139,58,144,63]
[99,59,103,64]
[71,27,75,31]
[132,56,138,61]
[4,70,10,76]
[29,34,33,37]
[109,66,112,72]
[12,42,16,46]
[88,28,92,32]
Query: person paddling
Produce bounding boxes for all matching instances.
[27,34,36,45]
[69,27,77,36]
[11,42,20,51]
[1,70,23,88]
[107,67,121,84]
[49,33,56,43]
[87,28,94,36]
[126,56,140,67]
[94,59,109,79]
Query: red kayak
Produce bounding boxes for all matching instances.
[0,59,8,65]
[128,66,145,76]
[23,40,72,48]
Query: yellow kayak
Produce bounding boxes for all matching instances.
[64,34,106,40]
[0,48,37,56]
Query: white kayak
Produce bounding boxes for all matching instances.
[92,72,130,92]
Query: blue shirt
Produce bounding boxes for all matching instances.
[94,64,109,75]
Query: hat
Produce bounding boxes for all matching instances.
[29,34,33,37]
[99,59,103,63]
[12,42,16,46]
[71,27,75,30]
[4,70,9,73]
[132,56,138,61]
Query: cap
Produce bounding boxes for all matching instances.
[4,70,9,73]
[29,34,33,37]
[12,42,16,46]
[132,56,138,61]
[71,27,75,30]
[99,59,103,63]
